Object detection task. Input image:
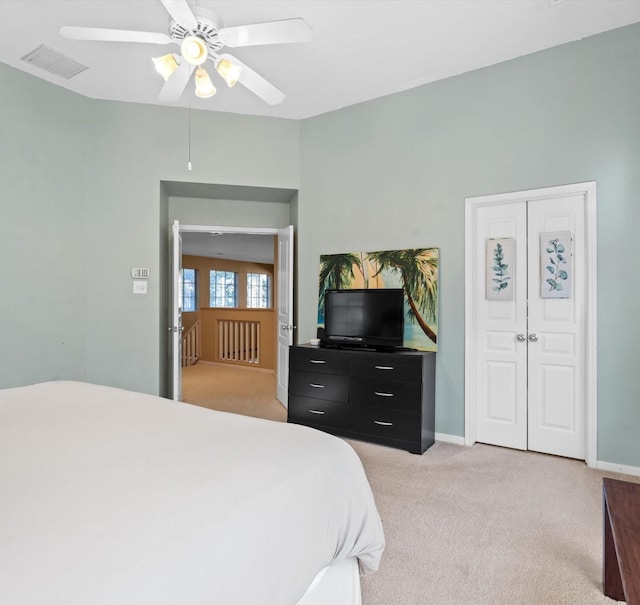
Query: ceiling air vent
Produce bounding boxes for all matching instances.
[20,44,88,80]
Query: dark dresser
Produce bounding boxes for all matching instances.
[287,344,435,454]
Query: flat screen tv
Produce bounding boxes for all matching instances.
[323,288,404,349]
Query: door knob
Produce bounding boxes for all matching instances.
[516,333,526,342]
[528,333,538,342]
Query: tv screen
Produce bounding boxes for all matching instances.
[323,288,404,349]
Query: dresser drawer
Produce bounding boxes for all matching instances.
[289,347,349,375]
[349,353,422,382]
[349,406,420,443]
[288,371,349,403]
[288,396,348,431]
[349,377,422,412]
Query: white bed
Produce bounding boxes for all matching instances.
[0,381,384,605]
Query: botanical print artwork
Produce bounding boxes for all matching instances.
[541,231,572,298]
[318,248,439,351]
[486,238,514,301]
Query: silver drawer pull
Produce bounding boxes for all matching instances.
[309,383,325,389]
[309,360,326,364]
[374,365,394,370]
[309,409,325,415]
[374,420,393,426]
[374,391,394,397]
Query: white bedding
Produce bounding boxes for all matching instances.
[0,381,384,605]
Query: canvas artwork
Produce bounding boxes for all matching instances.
[540,231,572,298]
[486,238,514,301]
[317,248,439,352]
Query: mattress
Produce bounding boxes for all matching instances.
[0,381,384,605]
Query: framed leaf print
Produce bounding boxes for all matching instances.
[540,231,572,298]
[486,238,514,301]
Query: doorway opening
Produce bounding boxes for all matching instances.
[179,229,284,420]
[160,180,298,422]
[170,222,294,421]
[464,182,597,466]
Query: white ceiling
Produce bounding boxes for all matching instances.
[3,0,640,120]
[182,231,275,263]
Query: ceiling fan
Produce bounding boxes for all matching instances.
[59,0,312,105]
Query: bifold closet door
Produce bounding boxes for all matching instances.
[526,195,586,460]
[473,195,586,459]
[473,201,528,451]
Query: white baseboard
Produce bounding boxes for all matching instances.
[595,460,640,477]
[434,435,640,475]
[435,432,466,446]
[433,438,640,477]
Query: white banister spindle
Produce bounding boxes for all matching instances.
[217,319,261,365]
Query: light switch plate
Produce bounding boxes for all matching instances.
[133,280,147,294]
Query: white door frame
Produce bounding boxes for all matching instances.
[464,182,598,466]
[171,223,293,408]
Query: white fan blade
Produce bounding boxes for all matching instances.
[219,18,312,48]
[219,53,285,105]
[160,0,198,32]
[60,26,172,45]
[159,61,194,101]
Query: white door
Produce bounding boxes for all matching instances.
[170,219,183,401]
[276,225,294,406]
[466,183,597,462]
[527,195,586,458]
[472,202,528,450]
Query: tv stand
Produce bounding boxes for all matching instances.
[287,344,435,454]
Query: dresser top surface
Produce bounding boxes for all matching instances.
[293,343,433,357]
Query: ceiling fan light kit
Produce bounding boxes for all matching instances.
[180,35,208,66]
[215,57,241,87]
[194,67,216,98]
[152,53,179,81]
[59,0,312,105]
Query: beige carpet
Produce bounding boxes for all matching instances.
[353,440,638,605]
[182,362,636,604]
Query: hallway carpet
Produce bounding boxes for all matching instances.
[181,361,286,422]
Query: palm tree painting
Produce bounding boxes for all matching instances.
[318,248,439,351]
[317,253,363,323]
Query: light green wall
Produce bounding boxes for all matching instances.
[168,196,291,227]
[1,22,639,467]
[0,62,300,395]
[81,101,300,393]
[0,62,88,387]
[299,23,640,467]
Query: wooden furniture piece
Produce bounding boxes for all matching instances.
[287,344,435,454]
[603,477,640,605]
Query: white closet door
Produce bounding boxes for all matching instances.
[473,194,588,459]
[527,195,586,459]
[473,202,528,450]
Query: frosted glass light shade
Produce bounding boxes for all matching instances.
[152,54,179,81]
[216,57,242,87]
[194,67,216,98]
[181,36,208,65]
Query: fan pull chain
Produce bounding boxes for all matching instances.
[187,100,192,171]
